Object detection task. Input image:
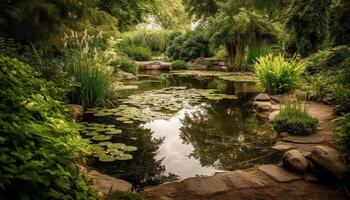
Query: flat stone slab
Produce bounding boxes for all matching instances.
[88,170,132,194]
[282,135,325,144]
[258,164,301,182]
[219,170,268,188]
[272,144,294,151]
[182,176,230,196]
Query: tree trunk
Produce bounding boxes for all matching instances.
[226,42,237,66]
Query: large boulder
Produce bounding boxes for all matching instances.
[88,170,132,194]
[253,101,272,112]
[307,146,348,180]
[283,150,309,174]
[137,61,171,70]
[66,104,84,122]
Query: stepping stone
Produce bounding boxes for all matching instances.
[254,93,271,101]
[218,170,268,188]
[272,143,294,151]
[258,164,301,182]
[182,176,229,196]
[282,136,325,144]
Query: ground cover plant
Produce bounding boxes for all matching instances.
[273,101,318,135]
[171,60,189,70]
[0,55,96,199]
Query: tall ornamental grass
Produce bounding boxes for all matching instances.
[254,54,305,94]
[65,51,113,107]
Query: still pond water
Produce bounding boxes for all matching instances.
[82,72,279,188]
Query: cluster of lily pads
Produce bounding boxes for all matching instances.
[85,87,238,124]
[79,122,137,162]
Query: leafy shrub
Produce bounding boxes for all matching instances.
[305,46,350,73]
[273,101,318,135]
[335,113,350,155]
[106,191,143,200]
[64,50,114,107]
[0,55,95,199]
[122,30,178,52]
[120,46,152,61]
[166,31,211,61]
[171,60,188,70]
[113,55,138,74]
[245,42,277,64]
[254,54,305,94]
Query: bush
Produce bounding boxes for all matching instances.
[245,42,277,64]
[64,50,114,107]
[166,31,211,61]
[106,191,143,200]
[0,55,95,199]
[113,55,138,74]
[273,101,318,135]
[120,46,152,61]
[122,30,178,52]
[171,60,188,70]
[254,54,305,94]
[335,113,350,155]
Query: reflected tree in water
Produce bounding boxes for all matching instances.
[179,100,276,170]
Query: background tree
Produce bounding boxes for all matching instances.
[285,0,332,57]
[182,0,220,21]
[152,0,190,30]
[98,0,155,31]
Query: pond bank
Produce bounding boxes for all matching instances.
[141,95,349,200]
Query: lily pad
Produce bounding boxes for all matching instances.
[92,135,112,141]
[108,143,126,149]
[115,153,133,160]
[124,146,138,152]
[99,154,117,162]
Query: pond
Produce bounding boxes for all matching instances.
[80,71,279,188]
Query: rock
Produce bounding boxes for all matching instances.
[257,112,270,120]
[281,136,325,144]
[88,170,132,194]
[217,170,268,188]
[269,110,280,121]
[279,132,289,137]
[77,164,88,174]
[182,176,229,196]
[116,70,138,81]
[258,164,301,182]
[307,146,348,180]
[254,93,271,102]
[253,101,272,112]
[283,150,309,174]
[137,61,171,70]
[66,104,83,122]
[272,143,294,151]
[143,183,180,198]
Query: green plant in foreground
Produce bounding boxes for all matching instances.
[254,54,305,94]
[64,51,114,107]
[335,114,350,155]
[171,60,188,70]
[273,101,318,135]
[0,55,96,199]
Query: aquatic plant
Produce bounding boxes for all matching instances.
[273,101,318,135]
[254,54,305,94]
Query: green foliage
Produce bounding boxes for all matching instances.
[153,0,191,30]
[113,55,138,74]
[335,113,350,155]
[329,0,350,46]
[304,46,350,73]
[64,50,114,107]
[171,60,189,70]
[120,46,152,61]
[273,101,318,135]
[122,30,177,53]
[166,31,211,61]
[254,54,305,94]
[0,55,95,199]
[245,42,277,65]
[285,0,331,57]
[98,0,155,31]
[106,191,143,200]
[183,0,219,21]
[206,8,280,67]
